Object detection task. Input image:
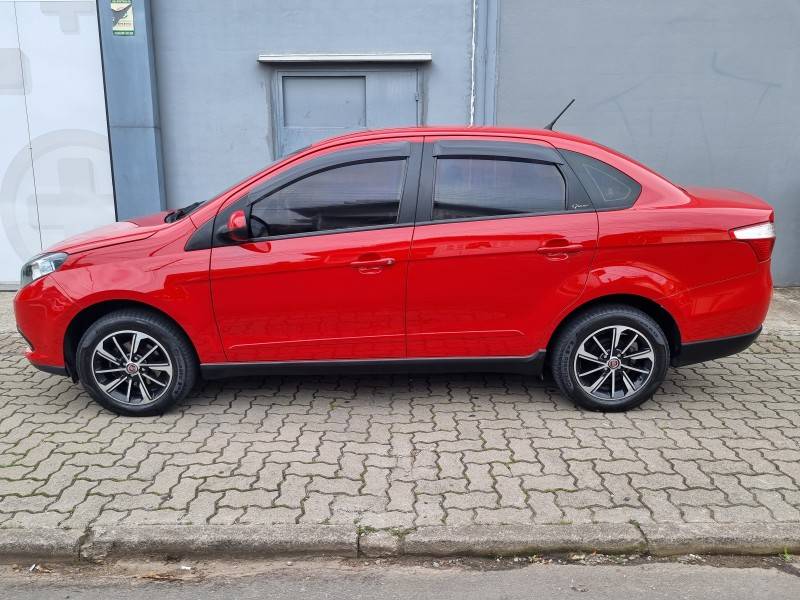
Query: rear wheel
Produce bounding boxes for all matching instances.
[551,305,669,411]
[75,309,197,416]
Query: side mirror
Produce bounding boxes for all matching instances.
[222,209,249,243]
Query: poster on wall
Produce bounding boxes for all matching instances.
[111,1,134,36]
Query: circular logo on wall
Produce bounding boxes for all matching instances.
[0,129,115,273]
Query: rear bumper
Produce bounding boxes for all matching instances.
[672,326,761,367]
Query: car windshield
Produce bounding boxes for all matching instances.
[164,146,313,223]
[164,200,206,222]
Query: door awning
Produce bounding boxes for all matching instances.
[257,53,432,64]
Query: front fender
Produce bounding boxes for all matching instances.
[50,242,224,364]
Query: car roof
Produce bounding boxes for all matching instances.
[300,126,676,195]
[189,125,676,223]
[308,126,597,148]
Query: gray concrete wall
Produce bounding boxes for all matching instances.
[495,0,800,286]
[150,0,475,209]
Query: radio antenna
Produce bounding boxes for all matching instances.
[544,98,576,131]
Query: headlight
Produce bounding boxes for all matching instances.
[20,252,68,287]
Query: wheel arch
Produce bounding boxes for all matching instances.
[546,294,682,360]
[63,299,198,381]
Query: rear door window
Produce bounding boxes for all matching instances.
[431,158,566,221]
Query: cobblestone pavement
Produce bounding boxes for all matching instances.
[0,299,799,532]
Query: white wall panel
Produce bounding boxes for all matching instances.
[0,2,41,282]
[15,0,114,252]
[0,0,114,283]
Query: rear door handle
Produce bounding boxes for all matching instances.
[350,257,396,269]
[537,243,584,255]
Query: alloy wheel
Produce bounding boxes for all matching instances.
[90,330,173,405]
[573,325,655,403]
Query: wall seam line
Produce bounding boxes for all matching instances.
[469,0,477,125]
[12,0,43,252]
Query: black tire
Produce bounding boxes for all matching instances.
[75,309,197,416]
[550,304,669,412]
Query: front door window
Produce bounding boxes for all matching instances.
[249,159,406,238]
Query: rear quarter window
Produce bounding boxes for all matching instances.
[560,150,642,210]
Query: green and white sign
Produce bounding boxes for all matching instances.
[111,1,134,36]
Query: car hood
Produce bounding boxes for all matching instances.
[46,211,173,254]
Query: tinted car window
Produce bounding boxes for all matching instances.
[432,158,565,221]
[561,150,641,209]
[250,159,405,237]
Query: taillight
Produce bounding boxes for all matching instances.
[731,222,776,261]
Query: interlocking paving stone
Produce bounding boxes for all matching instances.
[0,329,798,531]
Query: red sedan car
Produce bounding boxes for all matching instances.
[14,127,774,415]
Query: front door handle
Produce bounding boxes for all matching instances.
[350,257,396,272]
[537,243,584,255]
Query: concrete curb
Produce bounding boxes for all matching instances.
[365,524,646,558]
[0,523,798,562]
[0,528,84,560]
[80,524,357,561]
[641,523,800,556]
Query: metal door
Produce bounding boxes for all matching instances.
[275,68,419,156]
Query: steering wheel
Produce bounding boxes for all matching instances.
[249,214,270,237]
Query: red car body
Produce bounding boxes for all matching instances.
[15,127,774,385]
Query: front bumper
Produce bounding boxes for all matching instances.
[29,362,69,377]
[672,326,761,367]
[14,276,73,371]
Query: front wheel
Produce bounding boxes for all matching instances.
[75,309,198,416]
[550,305,670,411]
